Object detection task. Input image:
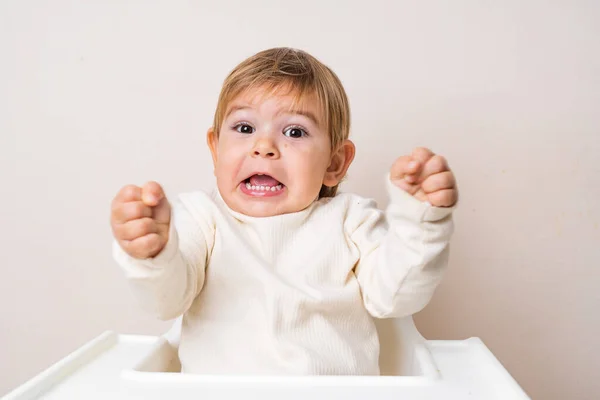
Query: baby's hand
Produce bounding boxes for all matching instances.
[110,182,171,259]
[390,147,458,207]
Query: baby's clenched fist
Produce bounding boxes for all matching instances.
[110,181,171,259]
[390,147,458,208]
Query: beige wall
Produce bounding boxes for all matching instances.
[1,1,599,398]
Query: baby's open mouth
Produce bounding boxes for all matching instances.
[243,174,284,192]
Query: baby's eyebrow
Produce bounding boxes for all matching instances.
[278,109,320,127]
[225,105,320,127]
[225,105,252,119]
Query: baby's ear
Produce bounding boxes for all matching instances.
[207,128,219,168]
[323,140,355,187]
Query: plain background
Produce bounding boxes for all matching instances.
[1,1,599,398]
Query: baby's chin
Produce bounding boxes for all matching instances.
[229,199,303,218]
[220,190,311,218]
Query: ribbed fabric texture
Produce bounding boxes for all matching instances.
[113,176,455,375]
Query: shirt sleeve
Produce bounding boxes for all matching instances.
[112,192,215,320]
[346,175,455,318]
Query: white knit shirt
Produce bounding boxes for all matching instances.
[113,177,454,375]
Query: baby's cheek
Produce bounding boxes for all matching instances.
[294,169,319,194]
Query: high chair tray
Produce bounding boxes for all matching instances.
[4,330,529,400]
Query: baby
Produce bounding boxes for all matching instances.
[110,47,458,375]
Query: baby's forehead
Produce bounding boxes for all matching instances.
[225,87,324,125]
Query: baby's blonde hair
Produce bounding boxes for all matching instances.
[212,47,351,198]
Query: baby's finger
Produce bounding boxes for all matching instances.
[392,177,420,196]
[142,181,165,207]
[411,147,435,165]
[427,189,459,208]
[112,201,153,224]
[418,155,449,183]
[403,170,420,184]
[152,197,171,226]
[391,156,421,181]
[120,233,164,259]
[115,217,159,241]
[421,171,456,194]
[113,184,142,205]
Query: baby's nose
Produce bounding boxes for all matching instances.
[251,138,280,159]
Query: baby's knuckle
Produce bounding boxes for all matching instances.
[441,171,453,185]
[135,219,152,236]
[124,184,142,200]
[431,155,446,170]
[144,235,163,256]
[440,173,452,184]
[429,190,441,199]
[392,157,404,169]
[449,172,457,185]
[148,235,161,250]
[143,217,156,230]
[121,241,138,257]
[122,184,137,194]
[452,189,459,202]
[113,225,124,240]
[115,219,126,231]
[110,204,121,220]
[132,202,146,218]
[133,240,149,256]
[110,195,121,209]
[139,236,151,250]
[415,147,434,158]
[124,225,138,240]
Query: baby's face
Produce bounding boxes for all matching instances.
[208,89,333,217]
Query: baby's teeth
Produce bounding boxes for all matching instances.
[246,182,283,192]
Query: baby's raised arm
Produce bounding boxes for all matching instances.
[111,183,213,320]
[348,147,458,318]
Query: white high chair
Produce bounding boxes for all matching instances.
[4,316,530,400]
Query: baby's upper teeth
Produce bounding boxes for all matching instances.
[244,182,283,191]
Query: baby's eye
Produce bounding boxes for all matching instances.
[283,126,307,138]
[235,123,255,134]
